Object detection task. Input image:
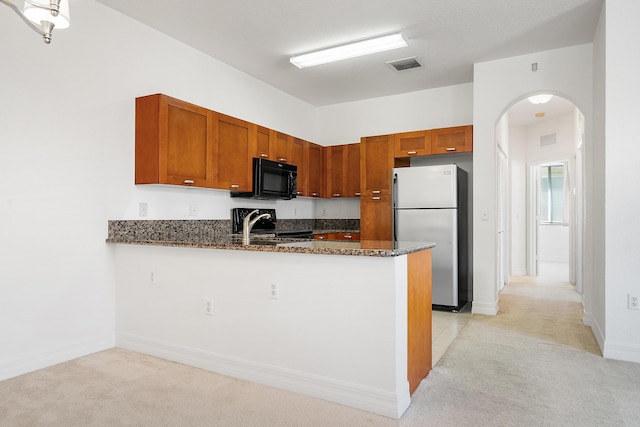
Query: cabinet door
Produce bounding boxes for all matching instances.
[394,130,432,158]
[306,142,325,197]
[360,135,395,195]
[326,145,347,198]
[360,195,393,242]
[213,113,255,191]
[255,126,272,160]
[135,94,213,187]
[290,138,305,196]
[272,132,292,163]
[360,135,409,241]
[346,143,361,197]
[431,125,473,154]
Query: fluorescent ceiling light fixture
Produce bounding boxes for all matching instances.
[528,94,553,104]
[290,33,408,69]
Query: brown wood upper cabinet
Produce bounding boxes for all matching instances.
[212,112,255,192]
[255,125,273,160]
[326,143,360,198]
[135,94,214,187]
[305,142,325,197]
[326,145,347,198]
[290,138,305,196]
[346,143,361,197]
[431,125,473,154]
[394,130,432,158]
[272,132,292,163]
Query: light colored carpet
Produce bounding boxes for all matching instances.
[402,279,640,426]
[2,278,639,426]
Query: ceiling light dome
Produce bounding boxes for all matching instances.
[528,94,553,105]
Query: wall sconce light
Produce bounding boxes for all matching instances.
[1,0,70,44]
[290,33,408,69]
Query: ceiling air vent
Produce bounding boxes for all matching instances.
[540,133,557,147]
[386,57,422,71]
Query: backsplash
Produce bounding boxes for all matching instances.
[108,218,360,242]
[313,218,360,231]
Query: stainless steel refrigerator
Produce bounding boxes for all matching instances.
[392,164,469,311]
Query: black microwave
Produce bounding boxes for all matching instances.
[231,158,297,200]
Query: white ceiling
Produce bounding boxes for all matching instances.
[508,96,578,127]
[96,0,602,114]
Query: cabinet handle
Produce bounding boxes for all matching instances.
[355,192,361,196]
[230,184,240,188]
[372,197,381,201]
[333,193,340,197]
[296,191,302,195]
[183,179,195,184]
[312,192,319,197]
[407,151,417,155]
[446,147,456,151]
[318,235,326,240]
[344,234,352,239]
[372,190,381,194]
[278,157,287,162]
[260,153,269,158]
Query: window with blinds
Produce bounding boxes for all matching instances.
[540,164,564,224]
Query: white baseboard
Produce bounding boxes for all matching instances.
[471,300,499,315]
[603,340,640,364]
[116,333,410,419]
[591,317,605,354]
[0,339,113,382]
[582,309,592,327]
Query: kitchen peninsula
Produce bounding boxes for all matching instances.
[108,221,434,419]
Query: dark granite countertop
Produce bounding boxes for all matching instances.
[106,219,433,256]
[106,235,435,257]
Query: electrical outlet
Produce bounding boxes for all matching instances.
[188,204,197,217]
[293,207,297,217]
[628,294,639,310]
[205,299,213,316]
[269,283,279,300]
[150,270,158,286]
[139,203,148,217]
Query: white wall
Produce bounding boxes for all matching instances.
[114,245,412,418]
[602,0,640,363]
[508,124,527,276]
[317,83,474,146]
[473,44,593,316]
[0,0,320,380]
[539,225,569,263]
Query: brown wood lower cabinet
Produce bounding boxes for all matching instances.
[407,249,432,394]
[314,232,360,241]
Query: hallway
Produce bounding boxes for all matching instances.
[503,261,600,354]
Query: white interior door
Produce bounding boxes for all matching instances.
[497,150,507,291]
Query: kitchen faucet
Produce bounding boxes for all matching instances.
[242,209,271,245]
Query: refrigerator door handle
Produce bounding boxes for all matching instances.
[392,173,398,242]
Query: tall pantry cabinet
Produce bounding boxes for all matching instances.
[360,135,409,241]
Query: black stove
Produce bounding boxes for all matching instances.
[231,208,277,234]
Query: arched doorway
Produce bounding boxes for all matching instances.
[495,93,584,297]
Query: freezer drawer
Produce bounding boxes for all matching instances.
[395,208,458,306]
